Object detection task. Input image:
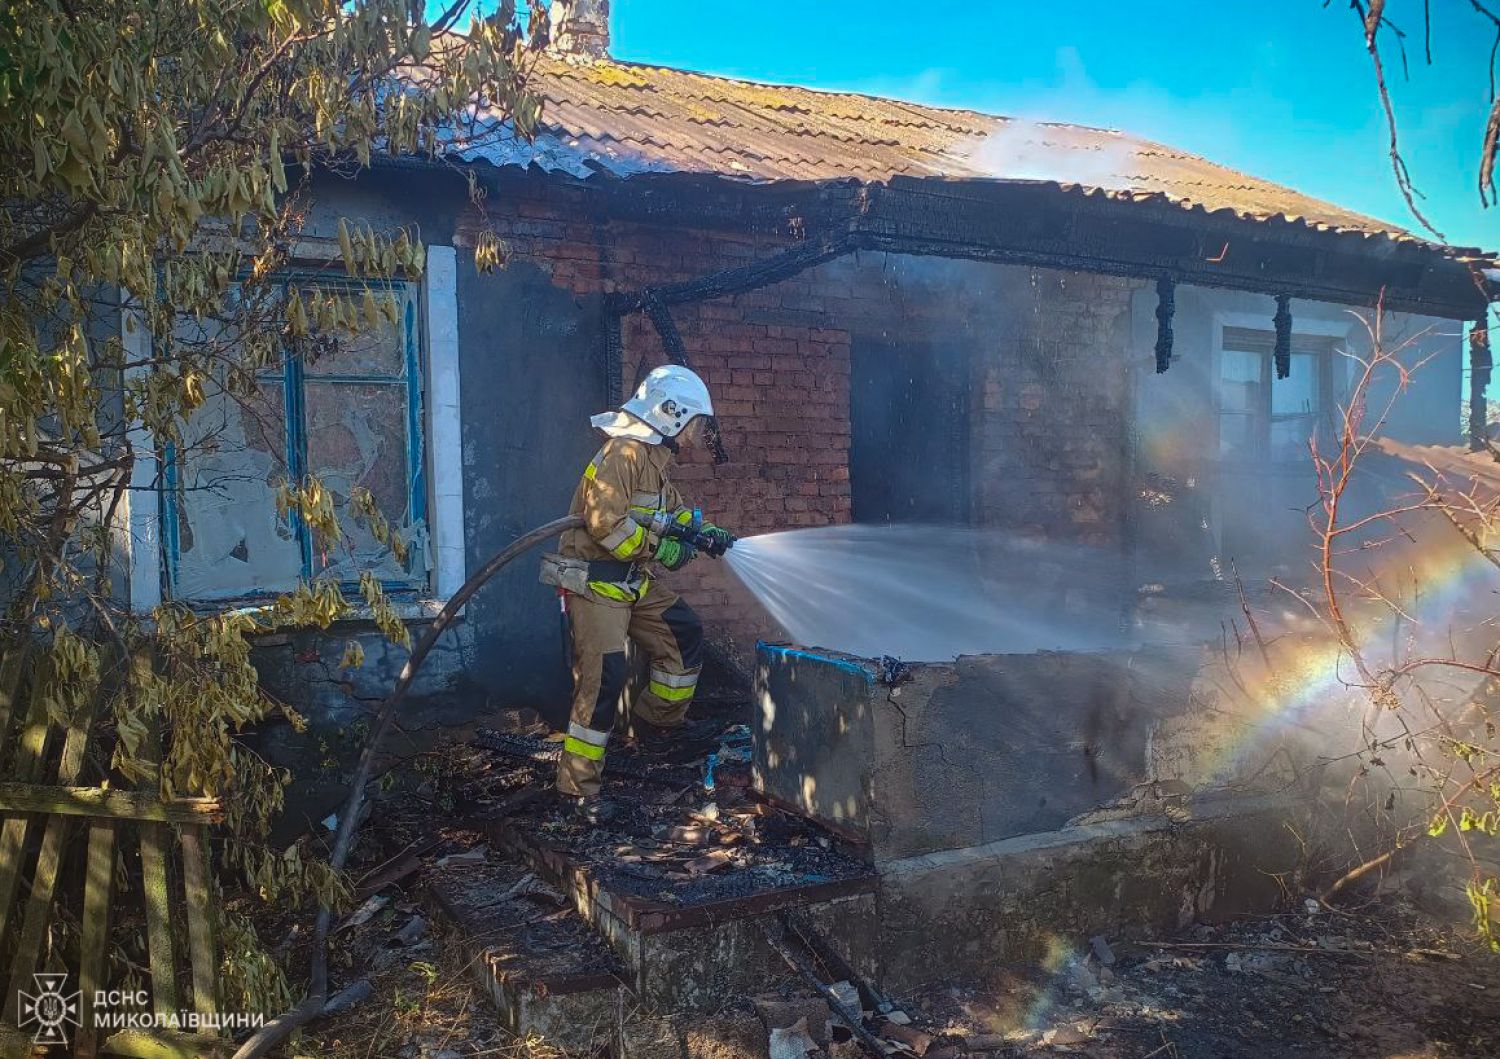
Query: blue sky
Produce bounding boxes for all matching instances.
[591,0,1499,251]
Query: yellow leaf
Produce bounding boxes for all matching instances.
[61,110,89,154]
[270,131,286,193]
[338,218,354,275]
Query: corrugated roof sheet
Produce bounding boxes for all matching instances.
[452,54,1441,245]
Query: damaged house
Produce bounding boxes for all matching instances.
[119,0,1497,1019]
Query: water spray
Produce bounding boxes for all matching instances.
[724,524,1132,661]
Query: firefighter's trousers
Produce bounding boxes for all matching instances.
[556,582,703,797]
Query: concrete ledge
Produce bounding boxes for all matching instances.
[875,793,1308,993]
[880,790,1297,877]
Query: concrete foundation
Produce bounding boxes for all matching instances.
[753,643,1312,991]
[876,793,1303,992]
[752,642,1294,862]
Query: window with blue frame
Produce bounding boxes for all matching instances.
[165,277,427,601]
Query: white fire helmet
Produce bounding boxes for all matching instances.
[593,365,714,443]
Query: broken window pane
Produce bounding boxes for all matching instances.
[1218,335,1327,465]
[166,277,424,600]
[304,380,412,582]
[1269,415,1317,462]
[299,283,413,379]
[1218,348,1262,414]
[1271,353,1319,416]
[173,375,303,600]
[1218,411,1257,460]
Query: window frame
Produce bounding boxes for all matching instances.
[160,270,430,604]
[1211,315,1346,469]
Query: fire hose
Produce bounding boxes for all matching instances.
[233,515,584,1059]
[234,511,736,1057]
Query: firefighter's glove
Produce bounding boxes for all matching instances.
[698,524,735,558]
[654,536,697,571]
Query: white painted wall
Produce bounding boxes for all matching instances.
[424,245,466,599]
[1128,283,1467,579]
[121,299,163,612]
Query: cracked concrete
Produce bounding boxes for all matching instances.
[752,642,1311,992]
[753,642,1221,863]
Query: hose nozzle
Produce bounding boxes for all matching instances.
[655,508,735,558]
[693,527,735,558]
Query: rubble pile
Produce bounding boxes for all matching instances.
[468,722,870,907]
[295,711,1498,1059]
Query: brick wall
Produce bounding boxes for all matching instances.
[968,269,1142,547]
[466,187,851,654]
[467,185,1140,656]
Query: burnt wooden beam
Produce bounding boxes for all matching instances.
[642,290,690,366]
[855,185,1482,319]
[1154,277,1176,373]
[1470,318,1493,451]
[493,165,1488,318]
[597,183,1488,416]
[639,290,730,463]
[850,183,1482,317]
[611,230,856,313]
[1274,294,1293,380]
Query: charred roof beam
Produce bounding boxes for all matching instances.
[1470,319,1493,452]
[1274,294,1293,380]
[1154,278,1176,374]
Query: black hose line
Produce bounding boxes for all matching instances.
[233,515,585,1059]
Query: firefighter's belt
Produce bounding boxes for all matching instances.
[539,553,644,593]
[586,558,641,582]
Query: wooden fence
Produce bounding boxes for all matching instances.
[0,644,228,1058]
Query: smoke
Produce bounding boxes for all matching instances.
[959,118,1137,188]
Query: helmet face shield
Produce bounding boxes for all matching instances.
[676,413,710,445]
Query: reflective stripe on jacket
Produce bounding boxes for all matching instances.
[560,436,685,600]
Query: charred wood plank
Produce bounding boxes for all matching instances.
[760,919,887,1059]
[1154,277,1176,373]
[610,231,856,313]
[1470,318,1493,451]
[1274,294,1293,380]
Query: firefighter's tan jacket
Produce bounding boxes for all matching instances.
[555,437,686,603]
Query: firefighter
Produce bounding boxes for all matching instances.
[539,365,734,823]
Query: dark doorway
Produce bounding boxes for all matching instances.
[850,336,971,524]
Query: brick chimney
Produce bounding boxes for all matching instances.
[548,0,610,58]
